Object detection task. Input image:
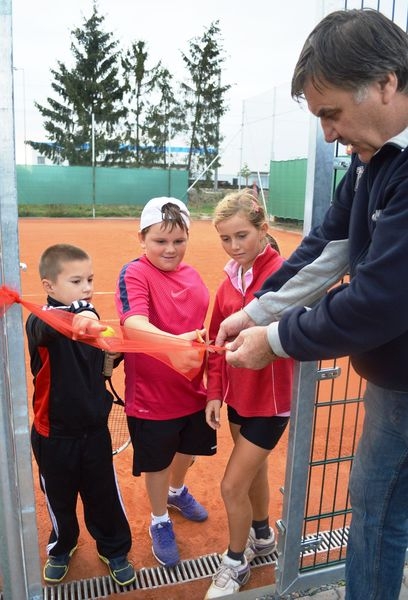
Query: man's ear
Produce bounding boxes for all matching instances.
[41,278,53,294]
[379,72,398,103]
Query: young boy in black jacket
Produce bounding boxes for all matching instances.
[26,244,135,587]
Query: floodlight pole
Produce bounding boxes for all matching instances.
[238,100,245,189]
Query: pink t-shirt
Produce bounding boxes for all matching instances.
[115,255,209,420]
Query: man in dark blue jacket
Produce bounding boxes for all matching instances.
[216,9,408,600]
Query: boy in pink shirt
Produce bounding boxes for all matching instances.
[115,197,216,568]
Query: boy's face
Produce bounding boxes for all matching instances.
[42,259,94,305]
[138,222,188,271]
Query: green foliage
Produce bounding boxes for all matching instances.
[143,67,185,167]
[27,1,126,166]
[27,4,232,178]
[121,40,160,165]
[18,204,143,218]
[239,163,252,185]
[181,21,231,179]
[17,190,230,218]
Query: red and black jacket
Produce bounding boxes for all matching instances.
[26,297,113,438]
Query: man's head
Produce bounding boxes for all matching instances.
[292,9,408,100]
[39,244,94,305]
[292,9,408,162]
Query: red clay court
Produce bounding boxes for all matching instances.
[18,217,342,599]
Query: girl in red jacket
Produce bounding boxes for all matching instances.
[205,190,294,599]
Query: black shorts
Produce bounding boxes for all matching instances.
[127,410,217,476]
[227,405,289,451]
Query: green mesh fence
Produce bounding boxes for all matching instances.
[268,158,308,221]
[16,165,189,206]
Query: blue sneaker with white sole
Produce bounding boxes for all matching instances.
[167,486,208,522]
[149,520,180,568]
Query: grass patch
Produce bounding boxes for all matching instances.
[18,189,303,230]
[18,204,144,218]
[17,189,227,219]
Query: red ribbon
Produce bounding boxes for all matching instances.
[0,285,223,381]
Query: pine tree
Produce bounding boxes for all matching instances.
[143,67,185,167]
[121,40,160,166]
[27,1,126,166]
[181,21,231,180]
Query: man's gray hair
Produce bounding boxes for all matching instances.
[292,9,408,100]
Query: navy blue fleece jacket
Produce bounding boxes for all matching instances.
[245,131,408,391]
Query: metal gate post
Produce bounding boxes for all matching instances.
[275,361,318,595]
[0,0,42,597]
[275,79,338,597]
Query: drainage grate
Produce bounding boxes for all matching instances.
[38,551,277,600]
[301,526,349,556]
[0,531,349,600]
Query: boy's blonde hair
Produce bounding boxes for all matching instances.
[39,244,90,281]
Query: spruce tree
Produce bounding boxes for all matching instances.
[143,67,185,167]
[121,40,160,166]
[27,1,126,166]
[181,21,231,180]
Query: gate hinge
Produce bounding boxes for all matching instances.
[300,534,323,552]
[317,366,341,380]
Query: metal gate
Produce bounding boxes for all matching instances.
[275,358,365,596]
[1,1,407,599]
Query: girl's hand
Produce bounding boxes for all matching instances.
[205,399,221,429]
[177,328,207,343]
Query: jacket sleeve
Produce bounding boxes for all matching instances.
[270,148,408,362]
[206,291,226,401]
[26,301,99,347]
[244,163,356,326]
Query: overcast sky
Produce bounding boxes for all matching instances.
[11,0,362,173]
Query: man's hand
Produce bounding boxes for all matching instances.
[225,326,278,369]
[215,310,255,347]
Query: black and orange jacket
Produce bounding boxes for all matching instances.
[26,296,113,438]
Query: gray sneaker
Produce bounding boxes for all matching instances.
[245,526,277,562]
[204,552,250,598]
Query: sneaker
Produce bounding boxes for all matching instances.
[204,552,250,598]
[98,554,136,586]
[167,486,208,521]
[149,520,180,568]
[43,545,77,583]
[245,526,277,562]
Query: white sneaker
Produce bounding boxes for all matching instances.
[244,527,277,562]
[204,552,250,599]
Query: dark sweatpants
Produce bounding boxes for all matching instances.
[31,426,132,558]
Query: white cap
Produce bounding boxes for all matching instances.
[139,197,190,231]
